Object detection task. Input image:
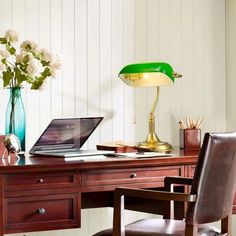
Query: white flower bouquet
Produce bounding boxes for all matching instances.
[0,29,60,89]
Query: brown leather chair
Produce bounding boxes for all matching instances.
[93,132,236,236]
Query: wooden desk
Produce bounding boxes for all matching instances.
[0,149,200,235]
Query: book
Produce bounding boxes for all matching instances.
[97,141,137,153]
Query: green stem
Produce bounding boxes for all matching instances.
[9,94,15,133]
[6,60,15,68]
[9,89,18,133]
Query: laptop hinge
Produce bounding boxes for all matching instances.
[33,144,75,151]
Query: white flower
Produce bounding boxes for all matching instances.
[40,49,52,62]
[27,58,43,77]
[4,29,19,43]
[0,50,10,58]
[16,53,24,63]
[20,40,38,52]
[50,56,61,69]
[16,52,30,63]
[50,68,57,78]
[49,56,61,78]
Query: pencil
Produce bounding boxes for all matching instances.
[179,121,185,129]
[196,117,204,129]
[186,117,190,129]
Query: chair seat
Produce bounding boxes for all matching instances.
[93,219,220,236]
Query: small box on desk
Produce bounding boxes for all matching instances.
[179,129,201,150]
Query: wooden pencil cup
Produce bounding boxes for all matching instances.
[179,129,201,150]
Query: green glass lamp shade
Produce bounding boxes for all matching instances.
[118,62,177,87]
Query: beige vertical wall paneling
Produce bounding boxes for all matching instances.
[226,0,236,232]
[87,0,100,149]
[226,0,236,131]
[134,0,148,143]
[51,0,63,119]
[0,0,229,235]
[24,0,41,150]
[169,0,182,146]
[38,0,51,136]
[181,0,194,129]
[203,0,218,131]
[99,0,113,144]
[157,0,172,144]
[204,0,226,132]
[111,0,125,141]
[62,0,75,118]
[123,0,135,143]
[191,0,204,119]
[75,0,88,118]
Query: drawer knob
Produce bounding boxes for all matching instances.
[38,178,44,183]
[37,208,46,215]
[130,173,137,178]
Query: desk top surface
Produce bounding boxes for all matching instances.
[0,148,199,173]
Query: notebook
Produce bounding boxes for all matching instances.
[29,117,112,158]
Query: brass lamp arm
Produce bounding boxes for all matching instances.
[150,86,159,117]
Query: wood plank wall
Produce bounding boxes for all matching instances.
[226,0,236,131]
[0,0,226,235]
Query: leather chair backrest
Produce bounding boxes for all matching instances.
[186,132,236,225]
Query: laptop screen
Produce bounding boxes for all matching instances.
[33,117,103,149]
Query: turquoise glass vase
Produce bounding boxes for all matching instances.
[5,87,26,152]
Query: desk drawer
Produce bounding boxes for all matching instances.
[83,166,182,187]
[5,171,79,191]
[4,193,80,232]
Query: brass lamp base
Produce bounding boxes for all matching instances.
[137,140,172,152]
[137,130,172,152]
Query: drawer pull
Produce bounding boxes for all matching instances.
[130,173,137,178]
[37,208,46,215]
[38,178,44,183]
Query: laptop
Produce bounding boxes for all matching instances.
[29,117,112,158]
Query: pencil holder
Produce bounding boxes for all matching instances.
[179,129,201,150]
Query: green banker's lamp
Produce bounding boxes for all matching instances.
[119,62,181,152]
